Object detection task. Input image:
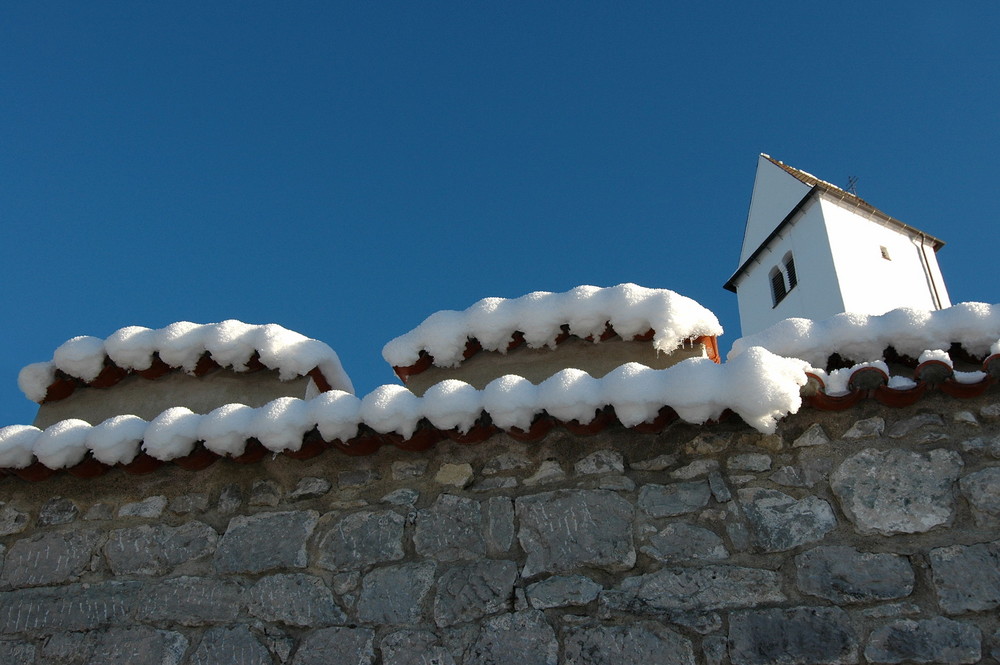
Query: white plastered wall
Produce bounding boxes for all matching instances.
[738,156,812,265]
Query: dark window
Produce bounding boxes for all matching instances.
[784,254,797,289]
[880,245,891,260]
[770,267,787,307]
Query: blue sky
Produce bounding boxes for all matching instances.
[2,3,998,425]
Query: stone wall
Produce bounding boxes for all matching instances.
[2,392,1000,664]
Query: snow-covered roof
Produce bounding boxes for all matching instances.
[729,303,1000,368]
[382,283,723,370]
[18,320,354,403]
[0,348,808,472]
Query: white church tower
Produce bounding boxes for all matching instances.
[724,154,950,337]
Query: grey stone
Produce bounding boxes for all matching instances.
[527,575,602,609]
[248,573,346,626]
[954,410,978,425]
[865,617,981,664]
[484,496,514,554]
[960,436,1000,457]
[472,476,518,491]
[707,471,732,502]
[670,611,722,634]
[598,474,635,491]
[642,522,729,562]
[289,476,332,500]
[729,606,858,665]
[614,565,785,612]
[340,469,381,487]
[831,448,962,535]
[381,630,456,665]
[860,602,922,619]
[524,460,566,485]
[317,509,405,571]
[930,540,1000,613]
[575,449,625,475]
[483,452,531,475]
[434,560,517,627]
[670,459,719,479]
[630,453,677,471]
[41,626,187,665]
[638,481,711,517]
[118,495,167,518]
[434,463,474,488]
[105,521,218,576]
[466,610,557,665]
[249,479,281,506]
[214,510,317,573]
[960,467,1000,524]
[887,413,944,438]
[382,488,420,506]
[738,488,836,552]
[685,433,731,455]
[753,433,785,452]
[0,581,139,633]
[563,622,695,665]
[843,416,885,439]
[217,484,243,514]
[795,546,914,603]
[414,494,485,561]
[83,503,114,520]
[981,403,1000,419]
[517,490,635,577]
[332,571,360,594]
[0,504,28,535]
[138,576,245,626]
[357,562,436,625]
[168,493,209,514]
[771,466,808,487]
[37,496,78,526]
[0,640,34,665]
[728,453,772,472]
[3,529,101,588]
[793,423,830,447]
[703,636,728,665]
[293,627,375,665]
[392,459,429,479]
[189,625,270,665]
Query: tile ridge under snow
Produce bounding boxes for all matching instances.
[382,283,723,370]
[0,348,809,472]
[17,320,354,403]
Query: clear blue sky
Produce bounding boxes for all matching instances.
[2,3,998,425]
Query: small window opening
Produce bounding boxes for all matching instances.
[770,267,787,307]
[880,245,891,261]
[784,254,797,289]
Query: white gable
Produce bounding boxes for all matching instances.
[738,154,812,264]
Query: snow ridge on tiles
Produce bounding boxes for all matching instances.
[0,348,808,471]
[17,320,354,402]
[382,283,723,369]
[730,302,1000,367]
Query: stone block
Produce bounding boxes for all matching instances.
[638,481,711,517]
[642,522,729,563]
[381,630,455,665]
[293,626,375,665]
[0,504,29,535]
[793,423,830,447]
[887,413,944,439]
[0,582,139,634]
[137,576,245,626]
[2,529,101,588]
[563,621,695,665]
[41,626,188,665]
[316,509,405,571]
[391,459,428,480]
[484,496,514,554]
[434,560,517,627]
[483,452,531,475]
[0,640,34,665]
[728,453,772,472]
[523,460,566,485]
[105,521,218,576]
[959,467,1000,525]
[526,575,602,609]
[865,616,981,664]
[795,546,914,603]
[217,484,243,514]
[118,495,167,518]
[930,540,1000,613]
[248,573,347,627]
[614,565,785,612]
[466,610,557,665]
[831,448,962,535]
[842,416,884,439]
[670,459,718,480]
[37,497,78,526]
[738,488,836,552]
[168,493,209,514]
[340,468,381,488]
[249,479,282,506]
[289,476,332,500]
[516,490,634,577]
[357,562,436,625]
[213,510,317,574]
[414,495,485,561]
[574,450,625,475]
[189,625,270,665]
[729,606,858,665]
[435,463,474,488]
[629,453,677,471]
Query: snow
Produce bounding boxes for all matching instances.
[730,303,1000,367]
[87,415,146,465]
[17,320,354,403]
[383,283,723,369]
[918,349,952,366]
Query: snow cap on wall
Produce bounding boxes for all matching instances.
[382,283,723,369]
